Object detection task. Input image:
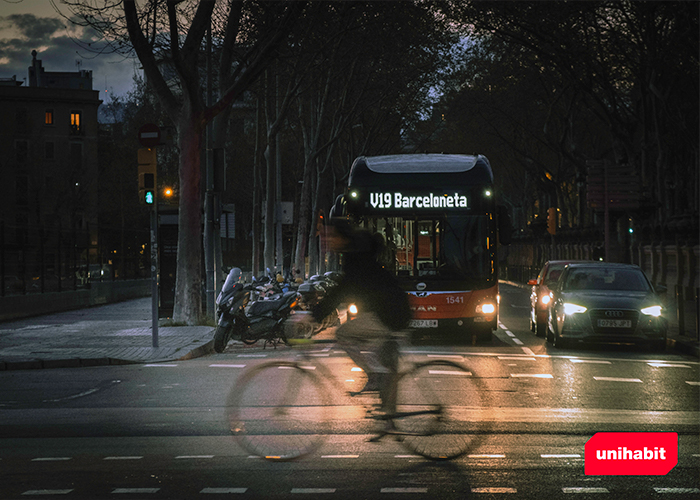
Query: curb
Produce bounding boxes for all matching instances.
[0,340,217,371]
[178,339,216,360]
[667,337,700,358]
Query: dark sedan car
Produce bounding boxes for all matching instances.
[528,260,591,337]
[546,263,667,350]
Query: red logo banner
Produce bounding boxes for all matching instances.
[585,432,678,475]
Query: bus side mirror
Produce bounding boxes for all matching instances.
[498,205,513,245]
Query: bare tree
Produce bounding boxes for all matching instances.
[58,0,304,324]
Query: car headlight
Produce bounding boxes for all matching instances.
[641,305,662,317]
[348,304,358,315]
[563,303,587,315]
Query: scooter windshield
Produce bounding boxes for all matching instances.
[223,268,242,291]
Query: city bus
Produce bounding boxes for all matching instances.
[333,154,511,342]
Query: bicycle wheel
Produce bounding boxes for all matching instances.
[226,361,330,461]
[392,360,486,460]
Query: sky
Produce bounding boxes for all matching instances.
[0,0,139,100]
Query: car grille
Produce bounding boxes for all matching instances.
[589,309,639,334]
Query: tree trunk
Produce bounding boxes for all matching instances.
[263,140,275,272]
[173,114,203,325]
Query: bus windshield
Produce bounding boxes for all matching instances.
[361,215,493,288]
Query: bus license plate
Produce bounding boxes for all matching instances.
[410,319,438,328]
[597,319,631,328]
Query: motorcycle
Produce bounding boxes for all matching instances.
[213,268,299,352]
[296,272,341,334]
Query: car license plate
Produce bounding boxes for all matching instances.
[597,319,632,328]
[409,319,438,328]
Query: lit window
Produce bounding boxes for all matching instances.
[70,111,81,132]
[45,110,54,125]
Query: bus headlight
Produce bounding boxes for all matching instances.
[477,303,496,315]
[540,294,551,305]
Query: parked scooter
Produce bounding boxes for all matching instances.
[296,272,341,333]
[213,268,299,352]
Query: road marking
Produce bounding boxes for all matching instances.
[512,339,524,345]
[31,457,71,461]
[201,488,248,494]
[427,354,464,360]
[522,347,536,356]
[570,359,611,364]
[144,364,178,367]
[112,488,160,494]
[593,377,642,383]
[468,454,506,458]
[104,456,143,460]
[505,331,516,337]
[43,388,100,402]
[237,354,268,358]
[542,454,582,458]
[686,381,700,386]
[511,373,553,378]
[22,490,73,496]
[653,488,700,494]
[648,363,692,368]
[175,455,214,459]
[562,487,609,493]
[428,370,472,376]
[498,357,536,361]
[471,487,517,493]
[291,489,337,494]
[278,365,316,370]
[395,455,422,458]
[321,455,359,459]
[381,488,428,493]
[209,364,246,368]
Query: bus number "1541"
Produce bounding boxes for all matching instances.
[446,296,464,304]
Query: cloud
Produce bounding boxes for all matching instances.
[4,13,65,41]
[0,12,137,97]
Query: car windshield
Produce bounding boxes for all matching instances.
[563,267,651,292]
[544,266,564,285]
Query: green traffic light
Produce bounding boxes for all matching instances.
[145,190,155,204]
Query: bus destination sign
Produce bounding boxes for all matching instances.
[369,192,468,210]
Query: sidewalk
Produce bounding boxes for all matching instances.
[0,298,215,370]
[501,280,700,358]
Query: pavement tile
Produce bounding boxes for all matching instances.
[0,298,216,370]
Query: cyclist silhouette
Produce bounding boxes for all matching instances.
[313,219,412,392]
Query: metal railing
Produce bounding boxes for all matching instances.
[1,221,150,297]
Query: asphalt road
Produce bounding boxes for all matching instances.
[0,283,698,499]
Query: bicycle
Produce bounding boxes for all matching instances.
[225,336,489,461]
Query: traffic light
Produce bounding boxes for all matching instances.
[138,148,157,205]
[316,209,325,236]
[547,207,557,235]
